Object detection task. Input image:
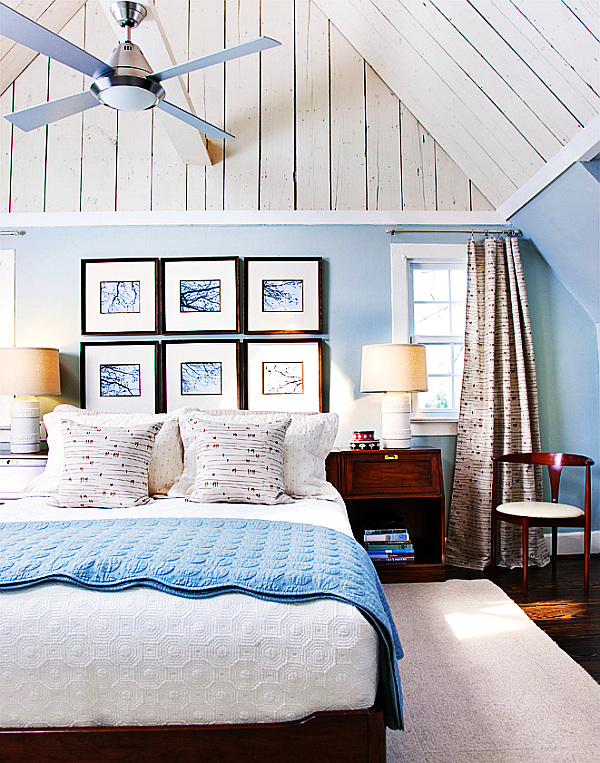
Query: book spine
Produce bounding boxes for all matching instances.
[365,542,414,551]
[363,532,410,542]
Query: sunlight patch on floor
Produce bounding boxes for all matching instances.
[445,602,528,639]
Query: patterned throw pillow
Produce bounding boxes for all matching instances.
[169,410,340,500]
[24,406,190,497]
[186,416,291,504]
[53,421,161,508]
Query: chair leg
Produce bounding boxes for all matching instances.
[522,521,529,592]
[584,523,591,591]
[551,527,558,579]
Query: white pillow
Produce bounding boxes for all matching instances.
[24,405,190,497]
[168,409,340,500]
[186,416,291,504]
[52,420,161,509]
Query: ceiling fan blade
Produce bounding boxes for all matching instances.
[156,100,234,140]
[0,2,112,79]
[5,91,100,132]
[150,36,280,83]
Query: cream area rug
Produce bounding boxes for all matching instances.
[385,579,600,763]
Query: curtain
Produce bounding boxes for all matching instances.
[446,237,549,571]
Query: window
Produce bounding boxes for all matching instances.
[410,262,466,415]
[391,243,466,433]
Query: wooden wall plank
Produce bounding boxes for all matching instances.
[260,0,295,210]
[435,144,470,211]
[44,8,85,212]
[414,0,563,158]
[0,86,13,213]
[367,0,543,184]
[80,0,117,212]
[295,0,330,210]
[315,0,517,206]
[115,111,153,211]
[329,22,366,210]
[187,0,226,210]
[365,63,400,210]
[9,53,47,212]
[223,0,260,210]
[400,104,436,211]
[150,0,188,211]
[470,182,494,212]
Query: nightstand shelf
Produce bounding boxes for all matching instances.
[0,444,48,500]
[326,448,446,582]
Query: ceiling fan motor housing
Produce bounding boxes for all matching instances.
[90,41,165,111]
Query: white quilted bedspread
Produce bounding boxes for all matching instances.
[0,497,378,727]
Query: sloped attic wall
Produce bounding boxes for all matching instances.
[0,0,493,213]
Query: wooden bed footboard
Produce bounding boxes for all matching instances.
[0,705,385,763]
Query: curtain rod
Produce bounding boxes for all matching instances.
[386,227,522,236]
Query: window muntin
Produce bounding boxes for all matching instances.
[409,262,466,416]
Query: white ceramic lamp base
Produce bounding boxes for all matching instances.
[381,391,412,448]
[10,398,41,453]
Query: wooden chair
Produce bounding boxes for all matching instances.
[491,452,594,591]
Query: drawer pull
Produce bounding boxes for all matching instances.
[384,454,399,460]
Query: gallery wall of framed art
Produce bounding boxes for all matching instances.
[80,256,325,413]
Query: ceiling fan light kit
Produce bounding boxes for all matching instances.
[0,0,280,139]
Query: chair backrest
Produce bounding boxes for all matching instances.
[492,452,594,505]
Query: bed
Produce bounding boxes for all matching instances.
[0,406,403,762]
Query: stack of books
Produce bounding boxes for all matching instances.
[363,527,415,564]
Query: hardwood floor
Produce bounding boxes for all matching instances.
[446,554,600,682]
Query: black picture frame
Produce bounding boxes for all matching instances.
[80,341,160,413]
[81,258,160,336]
[244,257,322,334]
[161,257,240,334]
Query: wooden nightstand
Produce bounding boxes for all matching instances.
[0,444,48,500]
[326,448,445,582]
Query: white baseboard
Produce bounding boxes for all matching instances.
[543,530,600,555]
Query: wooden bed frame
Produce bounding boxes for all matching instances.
[0,705,385,762]
[1,457,390,762]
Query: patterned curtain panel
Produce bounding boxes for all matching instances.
[446,237,549,571]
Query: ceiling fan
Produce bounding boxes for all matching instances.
[0,0,280,140]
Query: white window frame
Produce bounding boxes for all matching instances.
[391,243,466,437]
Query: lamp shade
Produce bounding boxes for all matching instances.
[360,343,428,393]
[0,347,61,395]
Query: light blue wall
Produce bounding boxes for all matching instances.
[10,220,598,530]
[512,159,600,531]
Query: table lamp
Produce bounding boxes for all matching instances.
[360,343,427,448]
[0,347,61,453]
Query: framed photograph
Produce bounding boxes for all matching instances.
[245,257,322,333]
[245,339,322,412]
[162,257,240,334]
[82,259,159,335]
[81,342,160,413]
[162,340,241,411]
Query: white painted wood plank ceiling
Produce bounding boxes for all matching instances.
[314,0,600,206]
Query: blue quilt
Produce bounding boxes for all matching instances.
[0,516,403,729]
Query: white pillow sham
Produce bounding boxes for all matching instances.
[24,405,190,497]
[52,420,161,509]
[168,409,340,500]
[186,416,291,504]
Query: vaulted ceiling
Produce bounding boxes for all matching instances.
[1,0,598,209]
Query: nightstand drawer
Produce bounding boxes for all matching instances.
[340,450,443,499]
[0,455,48,499]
